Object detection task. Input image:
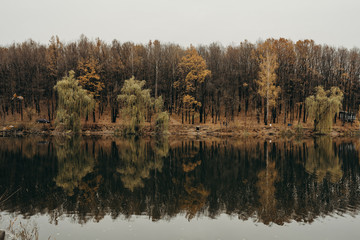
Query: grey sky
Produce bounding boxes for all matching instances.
[1,0,359,48]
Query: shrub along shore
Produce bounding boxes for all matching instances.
[1,116,358,139]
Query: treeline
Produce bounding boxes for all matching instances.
[0,35,359,124]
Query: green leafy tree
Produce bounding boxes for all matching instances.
[154,96,169,135]
[305,86,343,133]
[54,70,95,133]
[118,77,169,135]
[118,77,152,134]
[155,111,169,135]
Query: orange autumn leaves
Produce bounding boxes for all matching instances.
[77,56,104,99]
[174,46,211,117]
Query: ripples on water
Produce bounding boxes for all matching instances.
[0,136,360,239]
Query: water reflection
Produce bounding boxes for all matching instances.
[115,137,166,191]
[305,137,343,183]
[0,136,360,226]
[54,136,95,196]
[256,142,279,225]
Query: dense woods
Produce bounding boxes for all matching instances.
[1,35,359,125]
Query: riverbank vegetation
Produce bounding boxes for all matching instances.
[1,36,360,136]
[305,86,343,134]
[53,70,95,133]
[117,77,168,135]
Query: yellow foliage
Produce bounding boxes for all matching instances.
[255,41,281,124]
[256,51,280,107]
[179,176,210,220]
[256,159,279,225]
[77,56,104,99]
[175,46,211,113]
[182,160,201,172]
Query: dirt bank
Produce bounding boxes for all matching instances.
[1,119,359,140]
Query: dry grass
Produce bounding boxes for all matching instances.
[6,218,39,240]
[1,105,359,138]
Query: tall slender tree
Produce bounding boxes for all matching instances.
[256,41,281,125]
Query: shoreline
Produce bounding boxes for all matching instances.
[1,122,359,140]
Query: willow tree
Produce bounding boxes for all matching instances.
[305,86,343,133]
[256,41,281,125]
[54,70,95,133]
[154,96,169,135]
[175,46,211,124]
[118,77,152,134]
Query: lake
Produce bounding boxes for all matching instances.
[0,136,360,240]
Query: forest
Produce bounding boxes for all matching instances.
[0,35,359,126]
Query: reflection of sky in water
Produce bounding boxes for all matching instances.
[1,213,359,240]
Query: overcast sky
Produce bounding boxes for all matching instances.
[1,0,359,48]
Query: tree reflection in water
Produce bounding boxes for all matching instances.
[54,136,95,196]
[256,141,279,225]
[116,137,167,191]
[0,137,359,226]
[305,136,343,183]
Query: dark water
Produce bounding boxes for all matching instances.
[0,136,360,240]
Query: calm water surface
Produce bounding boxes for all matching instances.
[0,136,359,240]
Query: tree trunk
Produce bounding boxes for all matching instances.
[211,105,214,123]
[203,106,206,124]
[264,105,267,125]
[20,101,23,121]
[272,107,276,123]
[51,100,55,120]
[155,61,158,99]
[169,86,173,115]
[283,101,287,124]
[111,107,116,123]
[47,100,51,121]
